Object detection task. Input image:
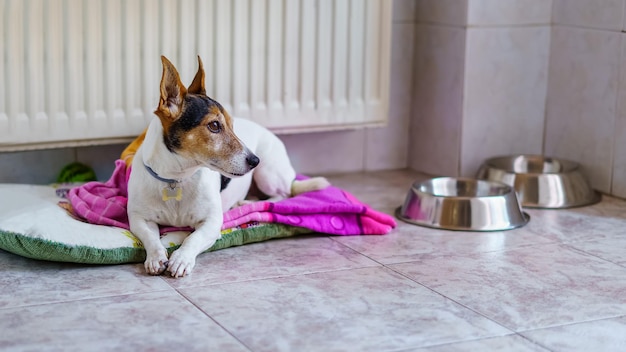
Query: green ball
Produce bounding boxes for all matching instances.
[57,162,97,183]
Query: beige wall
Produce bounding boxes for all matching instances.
[408,0,626,198]
[546,0,626,196]
[409,0,552,178]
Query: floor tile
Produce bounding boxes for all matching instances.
[162,235,379,288]
[522,206,626,244]
[181,267,511,352]
[521,316,626,352]
[0,251,170,308]
[0,290,248,352]
[334,215,554,264]
[567,194,626,220]
[566,237,626,268]
[407,334,550,352]
[390,244,626,331]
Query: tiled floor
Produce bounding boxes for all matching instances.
[2,169,626,351]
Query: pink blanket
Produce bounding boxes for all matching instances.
[68,160,396,235]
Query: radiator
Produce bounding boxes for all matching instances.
[0,0,392,152]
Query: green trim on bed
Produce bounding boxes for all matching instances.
[0,224,312,265]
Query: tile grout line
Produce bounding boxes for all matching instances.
[563,243,626,270]
[384,259,626,342]
[381,263,520,334]
[516,314,626,352]
[517,314,626,334]
[161,236,385,290]
[172,289,256,352]
[0,287,175,312]
[384,333,555,352]
[329,237,526,337]
[160,262,383,291]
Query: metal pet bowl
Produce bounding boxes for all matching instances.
[476,155,601,209]
[395,177,529,232]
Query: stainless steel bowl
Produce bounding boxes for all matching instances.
[476,155,601,208]
[396,177,529,231]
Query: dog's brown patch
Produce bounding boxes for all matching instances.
[187,56,206,95]
[174,103,246,163]
[154,56,255,176]
[155,56,187,135]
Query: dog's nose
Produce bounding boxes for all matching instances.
[246,154,260,168]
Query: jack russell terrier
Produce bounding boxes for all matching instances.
[126,56,329,277]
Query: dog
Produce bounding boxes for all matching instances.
[126,56,329,277]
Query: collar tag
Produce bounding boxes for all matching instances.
[144,163,183,201]
[162,185,183,201]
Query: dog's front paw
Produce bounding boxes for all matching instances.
[167,249,196,278]
[144,248,169,275]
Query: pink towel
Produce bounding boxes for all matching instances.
[68,160,131,230]
[68,160,396,235]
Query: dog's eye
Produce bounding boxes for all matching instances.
[208,121,221,133]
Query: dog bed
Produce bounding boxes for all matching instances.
[0,163,396,265]
[0,183,311,264]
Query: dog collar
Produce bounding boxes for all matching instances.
[143,163,183,201]
[143,163,181,185]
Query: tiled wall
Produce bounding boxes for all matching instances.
[410,0,552,177]
[410,4,466,177]
[546,0,626,196]
[410,0,626,198]
[0,1,416,184]
[461,21,550,176]
[0,144,125,185]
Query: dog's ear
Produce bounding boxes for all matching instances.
[156,56,187,119]
[187,56,206,95]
